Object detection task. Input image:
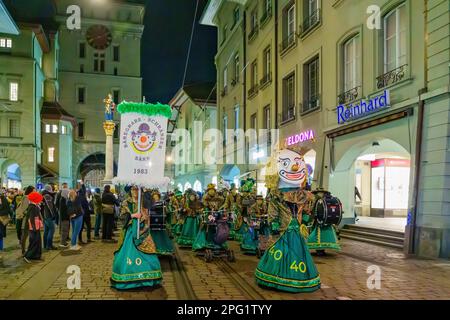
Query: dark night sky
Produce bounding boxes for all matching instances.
[4,0,217,104]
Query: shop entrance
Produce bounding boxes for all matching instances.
[329,138,411,232]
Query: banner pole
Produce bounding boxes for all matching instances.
[137,187,141,239]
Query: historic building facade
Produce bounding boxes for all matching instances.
[55,0,145,187]
[202,0,450,259]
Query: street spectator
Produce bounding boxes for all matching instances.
[18,186,35,254]
[68,190,83,251]
[54,183,68,226]
[93,188,102,240]
[58,188,70,248]
[23,192,44,263]
[41,185,57,250]
[12,189,24,225]
[0,192,13,255]
[78,184,92,243]
[101,185,119,243]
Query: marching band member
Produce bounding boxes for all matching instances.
[111,186,162,290]
[223,183,240,240]
[177,189,202,248]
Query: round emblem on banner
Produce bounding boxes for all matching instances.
[130,122,158,155]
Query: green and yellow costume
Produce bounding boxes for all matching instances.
[177,190,202,248]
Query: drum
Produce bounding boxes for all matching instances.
[313,192,343,226]
[149,201,166,230]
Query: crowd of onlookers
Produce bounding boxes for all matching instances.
[0,183,120,264]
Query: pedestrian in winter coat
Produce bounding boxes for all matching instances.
[0,194,12,253]
[58,188,71,248]
[68,190,83,251]
[93,188,102,239]
[42,185,57,250]
[17,186,35,254]
[101,185,119,242]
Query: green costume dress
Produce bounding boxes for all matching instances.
[111,219,162,290]
[307,223,341,251]
[241,201,270,254]
[255,189,321,293]
[147,200,174,256]
[177,198,202,247]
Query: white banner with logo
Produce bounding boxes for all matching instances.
[113,112,170,188]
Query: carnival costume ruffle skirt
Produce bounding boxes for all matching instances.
[150,229,174,255]
[307,224,341,251]
[177,216,200,247]
[111,220,162,290]
[255,219,321,293]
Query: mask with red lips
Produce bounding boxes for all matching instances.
[277,149,307,189]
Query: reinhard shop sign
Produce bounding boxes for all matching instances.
[337,90,390,125]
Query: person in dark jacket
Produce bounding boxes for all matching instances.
[68,190,83,251]
[19,186,35,255]
[92,188,102,239]
[23,192,44,263]
[58,188,70,248]
[101,185,119,243]
[77,184,92,243]
[16,186,34,246]
[42,185,57,250]
[0,193,12,253]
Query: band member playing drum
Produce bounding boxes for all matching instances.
[307,190,342,255]
[254,148,321,293]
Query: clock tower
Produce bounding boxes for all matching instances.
[55,0,145,187]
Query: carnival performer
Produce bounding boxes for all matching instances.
[192,184,226,251]
[241,195,270,255]
[307,191,341,255]
[254,148,321,293]
[111,186,162,290]
[234,179,256,242]
[143,189,174,255]
[177,189,202,248]
[223,183,240,240]
[170,190,184,238]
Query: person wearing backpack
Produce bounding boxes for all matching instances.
[23,192,44,263]
[58,188,70,248]
[41,185,57,250]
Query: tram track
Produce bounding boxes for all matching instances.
[168,245,198,300]
[214,258,266,300]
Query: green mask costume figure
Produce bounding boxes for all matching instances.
[177,189,202,248]
[254,149,321,293]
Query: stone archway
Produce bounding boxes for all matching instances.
[77,152,117,188]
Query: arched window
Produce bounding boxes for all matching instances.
[193,180,202,192]
[184,182,192,191]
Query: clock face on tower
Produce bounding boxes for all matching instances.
[86,25,112,50]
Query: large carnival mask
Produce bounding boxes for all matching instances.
[277,149,307,189]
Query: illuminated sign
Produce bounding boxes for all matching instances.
[337,90,390,124]
[286,129,315,146]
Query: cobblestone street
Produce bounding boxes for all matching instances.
[1,225,450,300]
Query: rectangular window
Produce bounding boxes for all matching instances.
[113,90,120,105]
[78,122,85,138]
[113,45,120,62]
[287,4,296,38]
[251,60,258,88]
[94,52,105,72]
[77,87,85,104]
[9,82,18,101]
[79,42,86,58]
[61,125,67,135]
[250,113,257,130]
[263,106,271,130]
[113,124,119,139]
[344,34,361,91]
[80,64,84,73]
[233,7,240,26]
[45,124,51,133]
[223,67,228,89]
[9,119,19,137]
[251,9,258,31]
[384,4,407,72]
[282,2,296,50]
[48,147,55,163]
[282,73,295,122]
[303,55,320,113]
[234,53,240,83]
[263,46,271,77]
[265,0,272,13]
[234,107,240,132]
[223,115,228,143]
[0,38,12,48]
[52,124,58,134]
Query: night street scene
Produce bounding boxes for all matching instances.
[0,0,450,310]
